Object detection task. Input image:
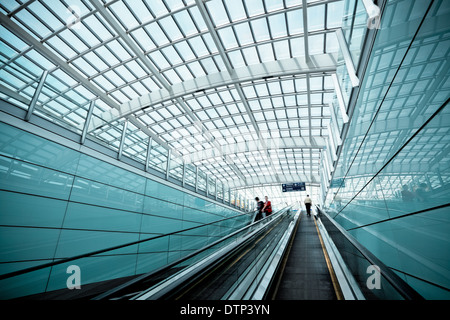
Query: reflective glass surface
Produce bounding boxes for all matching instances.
[325,0,450,299]
[0,122,252,298]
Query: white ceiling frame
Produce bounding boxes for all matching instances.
[335,28,360,88]
[90,0,249,184]
[195,0,287,183]
[302,0,310,62]
[0,11,174,155]
[331,73,349,123]
[184,136,327,164]
[89,53,337,131]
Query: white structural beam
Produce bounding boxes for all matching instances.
[81,100,96,145]
[194,0,234,74]
[362,0,381,29]
[25,69,48,122]
[90,53,337,130]
[145,137,153,172]
[302,0,310,62]
[88,0,171,92]
[117,119,128,160]
[335,28,360,88]
[331,73,349,123]
[328,102,343,146]
[183,136,326,164]
[231,175,322,190]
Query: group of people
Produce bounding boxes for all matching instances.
[254,194,314,221]
[254,196,272,221]
[401,183,430,202]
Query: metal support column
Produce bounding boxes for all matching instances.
[117,120,128,160]
[166,149,171,180]
[81,100,96,145]
[25,70,48,122]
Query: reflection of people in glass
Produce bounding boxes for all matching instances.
[415,183,429,202]
[334,192,342,209]
[401,185,414,202]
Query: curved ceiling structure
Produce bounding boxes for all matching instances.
[0,0,369,198]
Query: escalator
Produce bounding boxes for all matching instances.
[6,203,423,301]
[94,205,299,300]
[94,204,423,301]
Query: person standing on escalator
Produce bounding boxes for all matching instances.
[304,195,312,217]
[262,196,272,217]
[255,197,265,221]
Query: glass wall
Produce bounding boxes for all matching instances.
[0,121,252,299]
[325,0,450,299]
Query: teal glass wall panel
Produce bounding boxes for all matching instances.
[46,255,138,292]
[183,207,214,224]
[136,252,168,274]
[0,191,67,228]
[403,273,450,300]
[0,264,52,299]
[183,192,199,209]
[70,177,144,213]
[140,213,183,235]
[167,234,183,253]
[54,229,139,258]
[0,227,61,262]
[387,208,450,294]
[167,250,182,264]
[0,156,74,200]
[0,122,249,297]
[180,235,209,252]
[142,196,183,220]
[327,0,450,299]
[180,220,203,234]
[332,0,434,184]
[77,154,146,194]
[63,202,142,233]
[137,235,169,254]
[145,178,184,205]
[0,122,80,175]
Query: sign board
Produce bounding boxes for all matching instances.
[282,182,306,192]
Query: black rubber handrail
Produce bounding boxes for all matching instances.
[316,206,424,300]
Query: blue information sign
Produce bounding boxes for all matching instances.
[282,182,306,192]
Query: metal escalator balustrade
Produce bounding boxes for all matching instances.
[105,204,425,301]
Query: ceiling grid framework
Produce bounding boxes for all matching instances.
[0,0,358,198]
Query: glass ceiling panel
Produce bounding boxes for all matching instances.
[0,0,351,201]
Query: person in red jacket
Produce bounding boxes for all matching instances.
[262,196,272,216]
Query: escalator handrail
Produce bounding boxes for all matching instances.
[94,205,293,300]
[316,206,424,300]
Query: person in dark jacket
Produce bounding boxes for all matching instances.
[255,197,264,221]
